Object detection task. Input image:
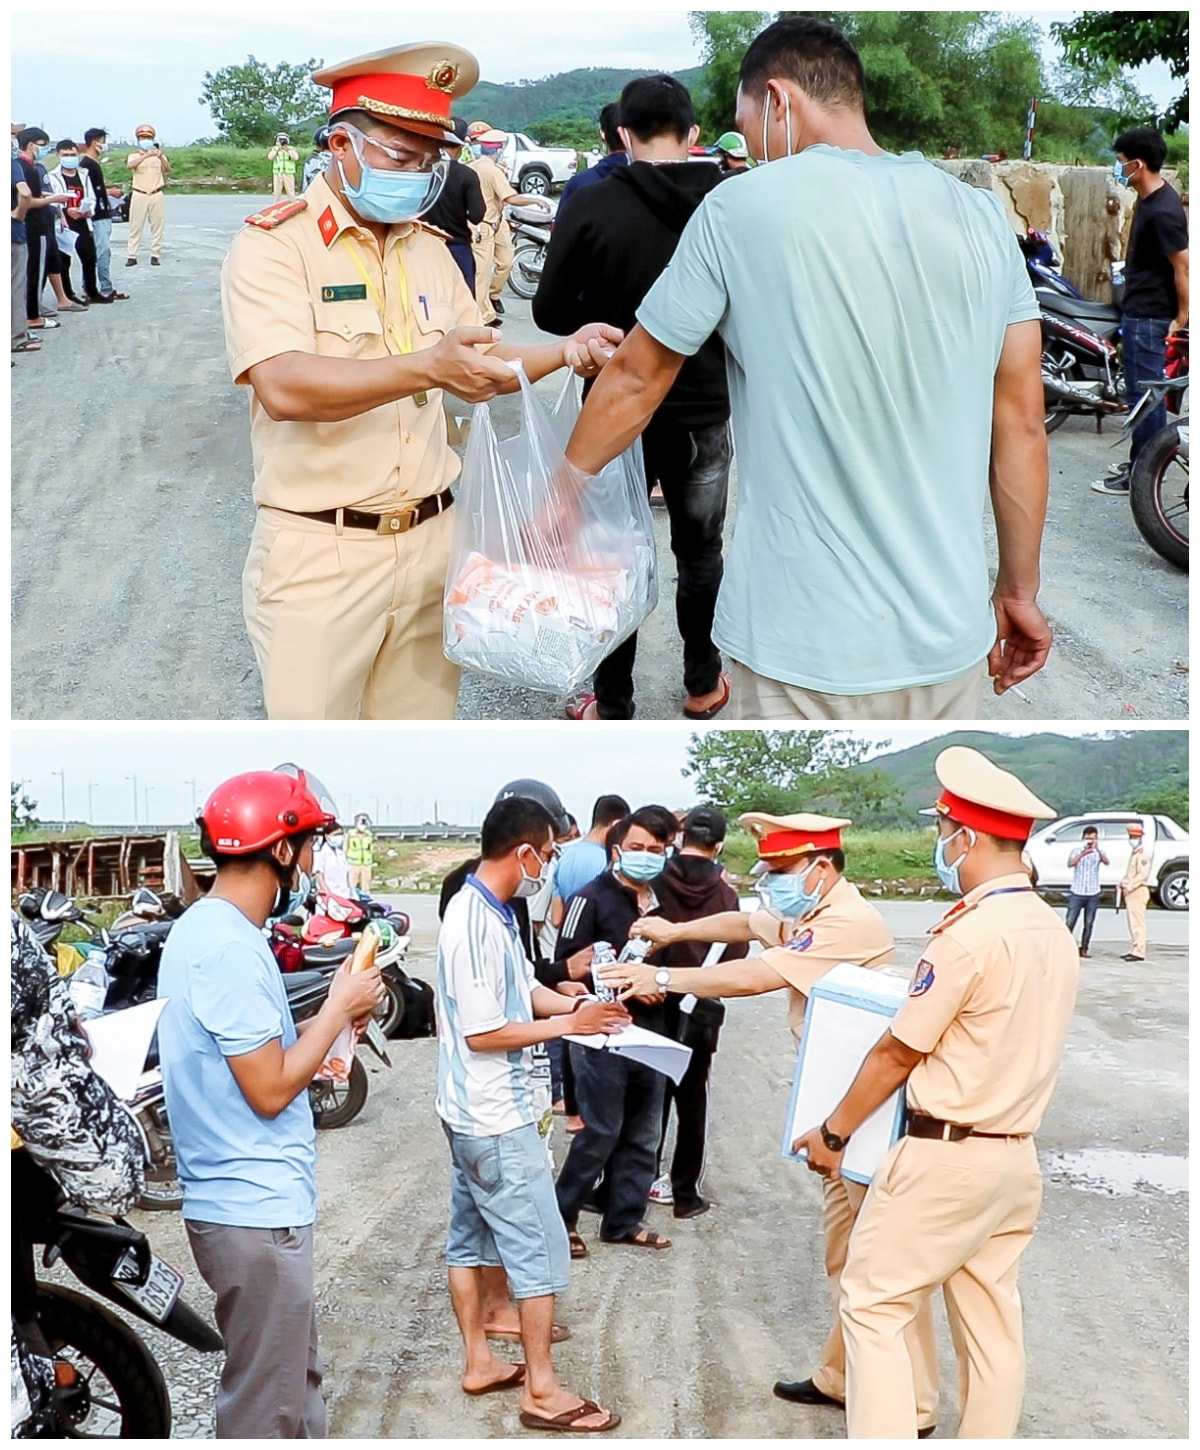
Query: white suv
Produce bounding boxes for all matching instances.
[1023,811,1189,911]
[497,133,577,195]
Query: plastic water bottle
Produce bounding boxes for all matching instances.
[591,940,617,1000]
[68,961,111,1020]
[617,935,652,966]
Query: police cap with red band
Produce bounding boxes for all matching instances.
[739,812,852,861]
[919,746,1056,842]
[312,43,479,146]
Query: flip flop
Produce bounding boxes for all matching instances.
[563,692,598,721]
[464,1363,526,1396]
[599,1229,671,1250]
[12,339,42,353]
[488,1323,572,1344]
[28,318,61,329]
[567,1230,589,1260]
[518,1399,621,1433]
[682,671,731,720]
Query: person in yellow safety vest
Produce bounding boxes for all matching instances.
[269,133,301,198]
[346,813,377,893]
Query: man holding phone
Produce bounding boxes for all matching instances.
[126,123,169,266]
[1065,826,1108,957]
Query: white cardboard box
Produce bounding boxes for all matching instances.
[781,962,911,1185]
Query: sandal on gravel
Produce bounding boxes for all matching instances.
[567,1230,589,1260]
[682,671,731,720]
[489,1323,572,1344]
[563,692,598,721]
[12,339,42,353]
[518,1399,621,1433]
[599,1229,671,1250]
[464,1363,526,1396]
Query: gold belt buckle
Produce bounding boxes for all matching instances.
[375,503,419,535]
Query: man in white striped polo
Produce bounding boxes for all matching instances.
[1064,825,1108,958]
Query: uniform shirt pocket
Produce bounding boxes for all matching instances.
[312,301,385,358]
[412,298,457,349]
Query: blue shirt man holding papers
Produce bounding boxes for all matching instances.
[435,793,626,1433]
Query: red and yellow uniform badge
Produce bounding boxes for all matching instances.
[244,198,309,230]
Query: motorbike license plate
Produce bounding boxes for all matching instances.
[113,1253,183,1324]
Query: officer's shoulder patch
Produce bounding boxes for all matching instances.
[786,927,815,953]
[909,959,936,997]
[415,219,452,242]
[244,198,309,230]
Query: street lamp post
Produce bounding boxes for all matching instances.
[87,781,99,823]
[51,770,66,828]
[126,775,138,826]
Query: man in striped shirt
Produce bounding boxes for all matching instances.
[435,793,626,1433]
[1065,826,1108,958]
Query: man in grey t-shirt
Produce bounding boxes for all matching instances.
[560,16,1053,722]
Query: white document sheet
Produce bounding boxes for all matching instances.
[83,999,168,1102]
[565,1021,693,1085]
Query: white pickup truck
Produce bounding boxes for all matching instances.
[496,132,577,195]
[1023,811,1189,910]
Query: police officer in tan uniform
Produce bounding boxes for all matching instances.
[614,813,938,1434]
[126,123,170,265]
[1119,822,1152,961]
[795,748,1080,1439]
[220,45,621,720]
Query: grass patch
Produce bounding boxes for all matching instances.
[720,827,938,886]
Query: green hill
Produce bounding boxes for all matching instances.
[464,65,706,135]
[869,731,1189,822]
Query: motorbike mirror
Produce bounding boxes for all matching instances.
[41,891,78,921]
[130,887,165,916]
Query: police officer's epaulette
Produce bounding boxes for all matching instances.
[414,220,452,241]
[927,897,978,936]
[244,198,309,230]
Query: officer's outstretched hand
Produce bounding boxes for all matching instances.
[988,593,1053,694]
[428,327,516,402]
[564,323,625,378]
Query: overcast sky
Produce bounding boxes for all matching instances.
[11,723,1138,828]
[11,7,1181,146]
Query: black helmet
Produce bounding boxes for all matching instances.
[494,779,570,836]
[450,115,469,146]
[313,125,331,151]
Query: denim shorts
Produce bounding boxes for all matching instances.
[442,1120,571,1299]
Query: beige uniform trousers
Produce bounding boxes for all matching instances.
[813,1176,939,1430]
[242,505,460,720]
[348,865,373,892]
[1124,885,1150,957]
[729,658,985,721]
[273,173,296,199]
[471,222,514,319]
[127,190,165,259]
[841,1135,1042,1439]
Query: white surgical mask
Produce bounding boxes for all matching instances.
[761,88,793,164]
[512,845,545,899]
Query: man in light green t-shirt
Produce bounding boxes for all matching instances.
[562,15,1051,723]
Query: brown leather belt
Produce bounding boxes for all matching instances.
[906,1113,1028,1142]
[286,488,454,536]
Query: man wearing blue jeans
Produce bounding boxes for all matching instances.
[436,793,625,1433]
[1064,827,1108,957]
[1093,127,1189,496]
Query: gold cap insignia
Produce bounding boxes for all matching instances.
[427,61,460,93]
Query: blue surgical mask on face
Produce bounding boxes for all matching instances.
[765,861,823,920]
[1112,158,1135,188]
[335,127,445,224]
[618,849,664,883]
[59,156,79,171]
[933,827,974,895]
[139,139,156,151]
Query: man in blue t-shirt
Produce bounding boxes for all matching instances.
[158,768,383,1439]
[12,144,34,353]
[551,793,630,924]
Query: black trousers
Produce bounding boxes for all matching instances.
[593,415,731,718]
[24,227,51,320]
[68,221,99,299]
[658,1035,715,1211]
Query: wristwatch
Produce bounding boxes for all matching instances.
[654,967,672,990]
[820,1121,849,1153]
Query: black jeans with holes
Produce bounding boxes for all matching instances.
[592,415,731,719]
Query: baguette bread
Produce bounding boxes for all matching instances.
[348,923,380,974]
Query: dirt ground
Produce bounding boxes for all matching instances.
[102,895,1187,1440]
[10,195,1188,722]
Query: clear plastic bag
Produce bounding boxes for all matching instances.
[444,367,657,694]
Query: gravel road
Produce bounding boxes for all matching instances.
[10,195,1187,721]
[74,896,1187,1439]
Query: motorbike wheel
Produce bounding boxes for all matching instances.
[133,1100,184,1212]
[375,972,406,1039]
[1129,419,1189,570]
[1042,349,1077,434]
[310,1055,369,1130]
[507,240,544,301]
[36,1284,172,1438]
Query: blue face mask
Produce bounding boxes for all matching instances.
[138,139,156,151]
[336,127,445,224]
[933,827,974,895]
[59,157,79,172]
[764,861,823,920]
[618,849,664,883]
[1112,158,1135,188]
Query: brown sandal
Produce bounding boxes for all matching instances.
[464,1363,526,1396]
[567,1230,588,1259]
[600,1228,671,1250]
[518,1398,621,1433]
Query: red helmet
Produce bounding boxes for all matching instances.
[199,767,337,854]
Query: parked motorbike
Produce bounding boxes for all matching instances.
[1018,230,1085,301]
[505,200,555,300]
[12,1149,221,1437]
[1126,328,1189,570]
[287,895,412,1037]
[1036,289,1125,434]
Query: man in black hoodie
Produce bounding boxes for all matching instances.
[652,806,748,1219]
[533,76,732,722]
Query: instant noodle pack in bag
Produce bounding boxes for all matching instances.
[444,367,657,694]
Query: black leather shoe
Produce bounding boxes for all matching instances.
[1120,953,1145,961]
[491,296,505,315]
[673,1198,709,1219]
[150,256,161,266]
[772,1378,843,1407]
[918,1427,937,1439]
[125,258,137,266]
